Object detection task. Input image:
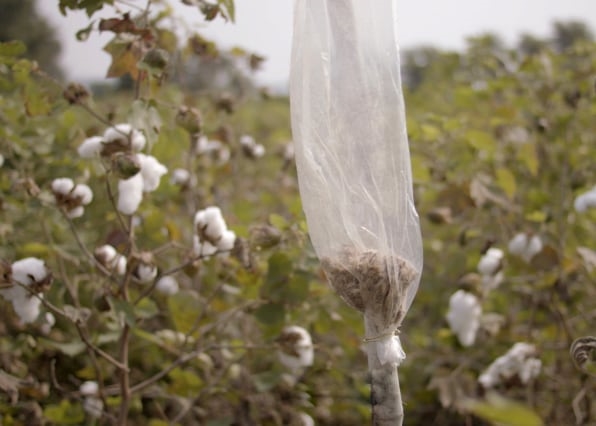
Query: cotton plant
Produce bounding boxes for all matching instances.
[276,326,314,374]
[193,206,236,258]
[446,290,482,347]
[77,123,168,215]
[574,185,596,212]
[0,257,52,324]
[508,232,543,263]
[478,342,541,388]
[51,178,93,219]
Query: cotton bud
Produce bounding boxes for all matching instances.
[574,186,596,212]
[51,178,94,218]
[63,82,89,105]
[176,105,203,134]
[94,245,127,275]
[141,48,169,71]
[111,152,141,179]
[155,276,179,296]
[249,225,282,250]
[277,326,314,373]
[478,342,541,388]
[508,232,543,262]
[477,248,504,276]
[445,290,482,347]
[131,252,157,283]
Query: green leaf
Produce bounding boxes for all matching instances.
[167,291,200,335]
[135,298,159,320]
[0,41,26,57]
[110,298,136,327]
[252,370,282,392]
[466,130,496,155]
[268,214,287,230]
[495,167,516,199]
[39,338,87,357]
[43,399,85,424]
[218,0,235,22]
[518,142,538,176]
[254,302,285,326]
[464,393,544,426]
[75,21,95,41]
[261,252,292,301]
[525,210,547,223]
[167,367,203,397]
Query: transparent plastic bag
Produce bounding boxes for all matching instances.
[290,0,422,366]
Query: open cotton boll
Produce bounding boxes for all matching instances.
[218,230,236,252]
[12,295,42,323]
[51,178,75,195]
[508,233,543,262]
[78,136,104,158]
[477,248,504,276]
[137,153,168,192]
[478,342,541,388]
[83,397,104,418]
[11,257,50,288]
[103,123,146,151]
[298,412,315,426]
[193,235,218,258]
[155,276,179,295]
[446,290,482,347]
[135,264,157,283]
[277,326,314,373]
[66,206,85,219]
[94,245,127,275]
[80,380,99,396]
[117,173,144,215]
[171,168,191,186]
[194,206,228,241]
[239,135,255,148]
[71,184,93,205]
[574,186,596,212]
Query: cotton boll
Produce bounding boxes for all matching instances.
[66,206,85,219]
[218,230,236,252]
[482,271,504,293]
[508,233,543,262]
[117,173,144,215]
[155,276,179,295]
[171,168,191,186]
[41,312,56,335]
[574,187,596,212]
[446,290,482,347]
[72,184,93,205]
[193,236,218,258]
[137,153,168,192]
[11,258,49,287]
[194,206,227,241]
[298,413,315,426]
[477,248,504,276]
[79,380,99,396]
[103,123,146,151]
[277,326,314,373]
[239,135,255,148]
[12,294,42,323]
[252,144,266,158]
[478,342,541,388]
[83,397,103,418]
[51,178,75,195]
[77,136,104,158]
[135,264,157,283]
[94,245,127,275]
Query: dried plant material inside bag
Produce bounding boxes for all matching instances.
[290,0,422,366]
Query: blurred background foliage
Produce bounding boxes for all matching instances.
[0,1,595,424]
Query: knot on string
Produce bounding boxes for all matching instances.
[364,328,406,366]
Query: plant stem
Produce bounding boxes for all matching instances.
[365,316,404,426]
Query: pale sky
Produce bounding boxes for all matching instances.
[37,0,596,88]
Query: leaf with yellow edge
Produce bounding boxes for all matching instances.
[103,37,143,79]
[464,393,544,426]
